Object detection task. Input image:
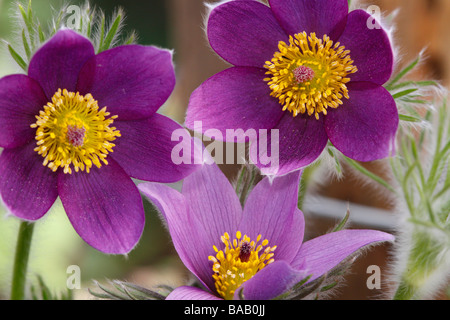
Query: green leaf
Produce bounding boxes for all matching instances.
[124,31,137,45]
[99,13,122,52]
[392,88,419,100]
[21,29,31,59]
[6,44,28,71]
[333,209,350,232]
[89,280,168,300]
[272,275,313,300]
[399,114,423,123]
[113,280,166,300]
[437,198,450,225]
[386,56,420,90]
[38,24,45,43]
[30,275,72,300]
[86,12,94,38]
[389,80,439,91]
[90,280,127,300]
[343,156,397,194]
[327,146,343,176]
[320,281,338,292]
[18,2,35,47]
[97,14,106,52]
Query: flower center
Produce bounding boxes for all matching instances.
[208,231,277,300]
[264,32,358,119]
[293,65,315,83]
[31,89,121,174]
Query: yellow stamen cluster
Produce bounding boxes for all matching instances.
[31,89,121,174]
[264,32,358,119]
[208,231,277,300]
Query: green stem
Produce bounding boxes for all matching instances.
[10,221,35,300]
[298,164,317,211]
[239,169,256,207]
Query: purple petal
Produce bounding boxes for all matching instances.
[181,162,244,291]
[325,82,398,162]
[291,229,395,281]
[268,0,349,40]
[58,159,145,254]
[77,45,175,121]
[337,9,394,85]
[186,67,284,143]
[0,142,58,221]
[237,261,308,300]
[138,181,215,291]
[112,113,199,183]
[28,29,95,100]
[0,75,48,149]
[207,0,289,68]
[250,114,328,176]
[166,286,221,300]
[182,162,243,250]
[239,171,304,263]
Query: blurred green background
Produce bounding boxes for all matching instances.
[0,0,188,300]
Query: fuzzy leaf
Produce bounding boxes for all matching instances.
[99,14,122,52]
[6,43,28,71]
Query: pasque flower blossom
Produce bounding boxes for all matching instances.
[0,29,198,254]
[139,162,394,300]
[186,0,399,175]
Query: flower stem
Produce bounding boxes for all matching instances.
[298,162,319,211]
[10,221,35,300]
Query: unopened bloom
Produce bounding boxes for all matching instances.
[0,29,198,254]
[139,163,394,300]
[186,0,399,175]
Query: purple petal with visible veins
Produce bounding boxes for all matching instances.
[240,171,304,263]
[166,286,221,300]
[77,45,175,121]
[186,67,284,143]
[236,261,308,300]
[207,0,289,68]
[0,142,58,221]
[291,229,395,281]
[325,82,398,162]
[112,113,199,183]
[0,75,48,149]
[268,0,349,40]
[337,9,394,85]
[138,181,216,292]
[28,29,95,100]
[58,158,145,254]
[250,113,329,175]
[181,162,243,254]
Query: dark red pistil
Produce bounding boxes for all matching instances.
[67,125,86,147]
[238,242,252,262]
[293,65,315,83]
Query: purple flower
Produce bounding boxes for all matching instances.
[0,29,198,254]
[139,163,394,300]
[186,0,399,175]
